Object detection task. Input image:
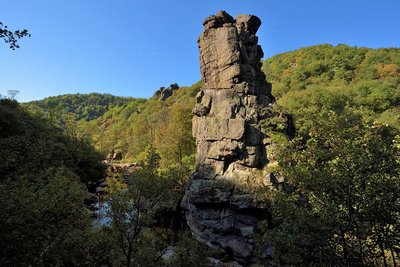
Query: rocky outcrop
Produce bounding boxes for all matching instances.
[106,150,123,162]
[153,83,180,100]
[182,11,278,264]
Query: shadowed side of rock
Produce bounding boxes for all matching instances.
[182,11,278,265]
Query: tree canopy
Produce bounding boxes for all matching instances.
[0,22,30,49]
[0,98,107,265]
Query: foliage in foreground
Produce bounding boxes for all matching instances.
[256,44,400,266]
[102,147,211,266]
[260,110,400,266]
[0,22,30,50]
[0,98,107,266]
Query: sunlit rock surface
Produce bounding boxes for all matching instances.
[182,11,278,264]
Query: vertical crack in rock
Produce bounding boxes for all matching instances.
[182,11,277,264]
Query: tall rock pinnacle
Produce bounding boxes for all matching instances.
[182,11,276,264]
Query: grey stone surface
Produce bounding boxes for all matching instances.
[182,10,278,264]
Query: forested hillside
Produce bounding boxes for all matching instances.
[23,83,201,167]
[260,44,400,266]
[262,44,400,132]
[79,82,201,166]
[25,93,136,121]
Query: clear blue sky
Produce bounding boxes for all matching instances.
[1,0,399,102]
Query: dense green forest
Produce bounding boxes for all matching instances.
[25,82,201,167]
[260,44,400,266]
[262,44,400,132]
[0,98,106,265]
[25,93,136,121]
[0,96,212,266]
[1,44,399,266]
[80,82,199,165]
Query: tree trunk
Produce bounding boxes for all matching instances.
[341,231,349,267]
[378,237,388,267]
[389,245,397,267]
[126,243,133,267]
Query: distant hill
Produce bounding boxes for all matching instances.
[25,93,137,121]
[262,44,400,132]
[263,44,400,96]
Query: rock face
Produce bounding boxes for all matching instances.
[182,11,276,264]
[153,83,180,100]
